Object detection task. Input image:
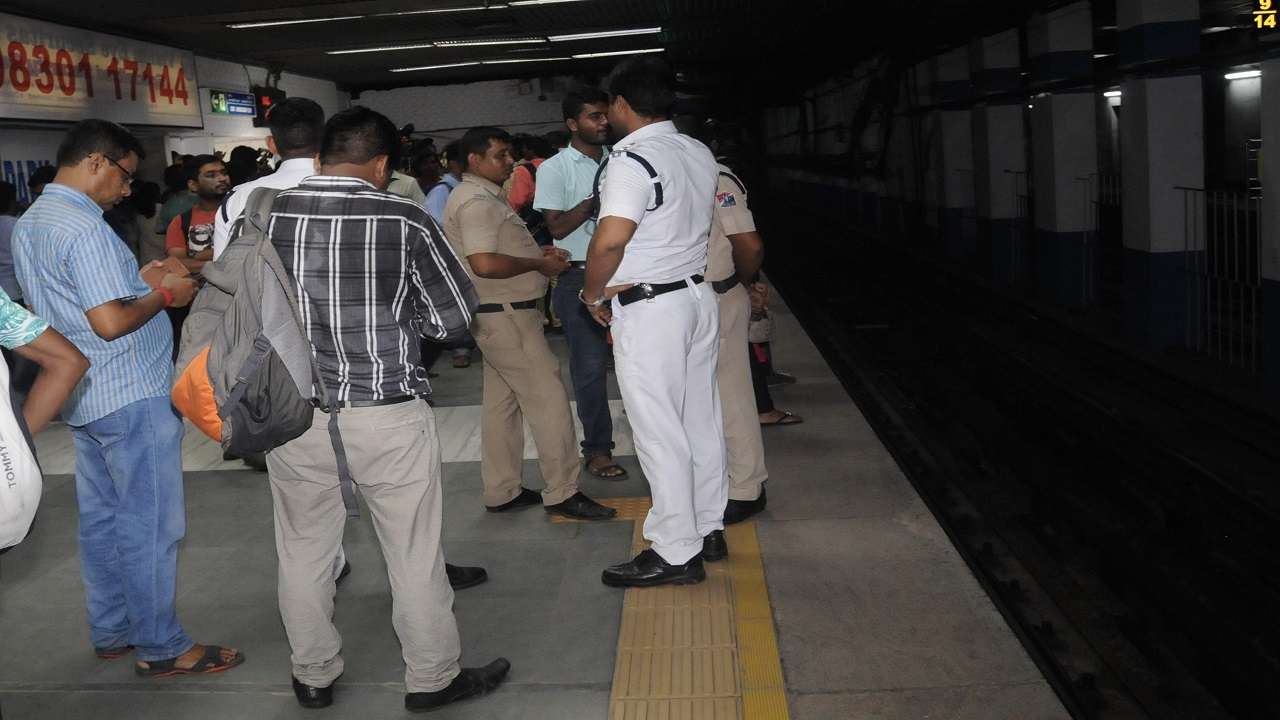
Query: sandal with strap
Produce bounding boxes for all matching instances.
[585,457,628,479]
[760,410,804,427]
[135,645,245,678]
[94,644,134,660]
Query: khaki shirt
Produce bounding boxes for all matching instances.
[443,173,547,304]
[707,164,757,281]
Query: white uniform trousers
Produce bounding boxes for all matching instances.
[611,279,728,564]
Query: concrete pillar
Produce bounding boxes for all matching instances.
[914,60,941,237]
[934,48,975,262]
[1027,2,1098,307]
[1118,0,1202,350]
[1259,56,1280,395]
[971,29,1027,286]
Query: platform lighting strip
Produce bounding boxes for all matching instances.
[329,27,660,56]
[390,47,662,73]
[1103,90,1122,98]
[1225,69,1262,80]
[228,0,590,29]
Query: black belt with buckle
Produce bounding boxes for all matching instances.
[711,276,739,295]
[617,275,704,306]
[476,299,539,313]
[315,395,419,411]
[567,261,587,270]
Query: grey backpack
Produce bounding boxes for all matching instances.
[173,187,359,515]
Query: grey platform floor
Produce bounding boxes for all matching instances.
[0,290,1069,719]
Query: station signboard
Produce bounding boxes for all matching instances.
[0,12,202,128]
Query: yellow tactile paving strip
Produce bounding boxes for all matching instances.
[557,497,790,720]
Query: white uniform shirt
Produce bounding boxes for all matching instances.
[212,157,316,259]
[597,121,718,285]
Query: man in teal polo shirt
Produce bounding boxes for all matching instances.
[533,86,627,479]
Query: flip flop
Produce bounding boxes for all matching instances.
[585,458,628,479]
[760,411,804,427]
[94,644,134,660]
[135,645,245,678]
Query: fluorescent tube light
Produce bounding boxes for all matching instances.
[434,37,546,47]
[228,15,363,29]
[548,27,661,42]
[1225,69,1261,80]
[390,61,481,73]
[572,48,665,59]
[1103,90,1121,98]
[328,43,435,55]
[510,0,589,5]
[378,4,508,15]
[481,56,571,64]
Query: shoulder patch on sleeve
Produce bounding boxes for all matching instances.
[716,191,738,208]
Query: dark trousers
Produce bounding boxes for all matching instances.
[421,332,475,371]
[750,341,775,414]
[550,269,615,459]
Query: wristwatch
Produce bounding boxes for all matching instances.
[578,289,607,308]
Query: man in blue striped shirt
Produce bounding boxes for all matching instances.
[13,119,243,677]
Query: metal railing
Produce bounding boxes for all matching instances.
[1005,170,1032,287]
[1176,187,1262,374]
[1082,173,1123,313]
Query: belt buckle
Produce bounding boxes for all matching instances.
[640,283,655,302]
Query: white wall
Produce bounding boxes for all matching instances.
[357,78,568,144]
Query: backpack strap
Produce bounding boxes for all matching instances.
[250,191,361,518]
[592,151,664,212]
[180,208,193,243]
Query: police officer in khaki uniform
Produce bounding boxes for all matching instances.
[443,126,615,521]
[706,162,771,524]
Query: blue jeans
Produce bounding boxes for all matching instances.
[551,269,615,458]
[70,396,193,661]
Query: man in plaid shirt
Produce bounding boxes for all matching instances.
[262,106,509,713]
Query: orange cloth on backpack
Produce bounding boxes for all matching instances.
[171,347,221,442]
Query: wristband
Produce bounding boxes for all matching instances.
[577,289,606,309]
[156,287,175,307]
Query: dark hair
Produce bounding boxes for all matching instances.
[544,129,570,149]
[523,135,552,159]
[606,56,675,119]
[268,97,326,156]
[443,140,463,165]
[458,127,512,170]
[28,165,57,189]
[562,85,610,120]
[162,164,187,193]
[184,154,221,185]
[320,106,400,167]
[55,119,145,168]
[131,181,161,217]
[411,148,440,177]
[0,182,16,214]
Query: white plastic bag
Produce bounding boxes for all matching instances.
[0,357,42,550]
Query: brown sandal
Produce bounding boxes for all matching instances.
[135,645,245,678]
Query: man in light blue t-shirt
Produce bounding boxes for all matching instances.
[532,86,627,479]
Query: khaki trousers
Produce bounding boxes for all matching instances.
[717,283,769,501]
[267,401,461,693]
[472,306,579,507]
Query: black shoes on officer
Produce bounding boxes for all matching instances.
[405,658,511,713]
[485,487,541,513]
[293,676,335,709]
[724,489,767,525]
[602,549,706,587]
[545,492,618,521]
[701,530,728,562]
[446,563,488,590]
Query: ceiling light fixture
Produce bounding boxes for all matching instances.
[434,37,546,47]
[1103,90,1121,98]
[548,27,661,42]
[509,0,589,5]
[228,15,363,29]
[328,42,435,55]
[1225,69,1262,80]
[390,61,482,73]
[1201,26,1233,34]
[481,56,572,64]
[378,4,508,15]
[572,47,665,59]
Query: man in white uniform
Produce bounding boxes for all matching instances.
[582,57,727,587]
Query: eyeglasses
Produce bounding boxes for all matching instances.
[102,155,135,184]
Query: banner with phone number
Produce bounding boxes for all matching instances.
[0,12,201,128]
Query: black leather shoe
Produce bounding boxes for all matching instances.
[485,487,541,513]
[544,492,618,521]
[292,676,334,709]
[446,563,488,590]
[335,561,352,585]
[724,489,767,525]
[405,658,511,713]
[701,530,728,562]
[602,549,706,588]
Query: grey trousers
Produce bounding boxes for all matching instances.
[267,400,462,693]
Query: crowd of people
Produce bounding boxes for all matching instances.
[0,55,804,713]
